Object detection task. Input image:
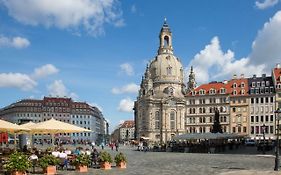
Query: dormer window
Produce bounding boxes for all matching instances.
[241,89,245,95]
[252,82,256,87]
[233,90,237,95]
[209,89,216,95]
[220,88,226,94]
[192,91,196,96]
[255,88,259,94]
[261,81,265,87]
[241,82,245,88]
[233,83,237,88]
[199,89,205,95]
[257,82,260,87]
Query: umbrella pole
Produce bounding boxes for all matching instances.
[52,134,54,147]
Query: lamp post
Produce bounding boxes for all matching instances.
[274,108,280,171]
[262,124,266,154]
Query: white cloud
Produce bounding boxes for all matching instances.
[47,80,78,99]
[0,36,30,48]
[112,83,139,94]
[120,63,134,76]
[0,73,37,91]
[255,0,279,9]
[249,10,281,70]
[188,36,266,84]
[2,0,124,36]
[32,64,59,79]
[117,97,134,113]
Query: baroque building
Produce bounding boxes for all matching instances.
[135,20,281,143]
[134,19,186,144]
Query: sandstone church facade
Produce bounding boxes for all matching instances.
[134,19,188,144]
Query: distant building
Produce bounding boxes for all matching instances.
[0,97,108,143]
[111,120,135,142]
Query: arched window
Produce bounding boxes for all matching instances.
[203,108,206,113]
[193,108,196,114]
[164,35,169,47]
[155,111,160,129]
[199,108,202,113]
[189,108,192,114]
[170,111,175,130]
[220,106,223,112]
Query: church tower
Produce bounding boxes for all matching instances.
[158,18,173,55]
[134,19,186,144]
[187,66,196,93]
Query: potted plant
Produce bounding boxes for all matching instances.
[73,154,90,172]
[4,151,31,175]
[98,151,112,170]
[38,154,59,175]
[114,152,127,169]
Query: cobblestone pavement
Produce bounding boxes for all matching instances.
[27,146,281,175]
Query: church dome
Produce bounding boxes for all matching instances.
[149,19,184,86]
[149,54,184,85]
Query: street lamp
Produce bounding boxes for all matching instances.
[261,124,266,154]
[274,108,281,171]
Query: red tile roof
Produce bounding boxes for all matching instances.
[273,67,281,84]
[187,78,248,96]
[120,120,135,128]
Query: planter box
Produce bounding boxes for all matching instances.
[76,165,88,172]
[100,162,111,170]
[44,166,56,175]
[11,171,27,175]
[116,161,126,169]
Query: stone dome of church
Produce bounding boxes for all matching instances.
[149,53,184,85]
[149,19,184,86]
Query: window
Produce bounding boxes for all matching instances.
[270,97,274,103]
[167,66,172,75]
[270,115,274,122]
[220,88,226,94]
[251,116,254,123]
[251,98,254,104]
[257,82,260,87]
[233,83,237,88]
[233,127,236,133]
[233,90,237,95]
[170,111,175,130]
[251,126,254,134]
[265,115,269,122]
[256,98,259,103]
[252,82,256,87]
[256,126,259,134]
[232,108,236,112]
[155,112,160,129]
[256,116,259,123]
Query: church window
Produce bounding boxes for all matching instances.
[164,35,169,48]
[170,111,175,130]
[167,66,172,75]
[155,111,160,130]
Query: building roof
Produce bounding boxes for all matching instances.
[187,77,248,97]
[273,67,281,84]
[120,120,135,128]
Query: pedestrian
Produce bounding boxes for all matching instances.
[101,142,105,150]
[115,141,119,152]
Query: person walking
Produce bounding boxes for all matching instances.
[115,141,119,152]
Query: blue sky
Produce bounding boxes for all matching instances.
[0,0,281,132]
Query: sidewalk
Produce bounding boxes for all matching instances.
[219,170,280,175]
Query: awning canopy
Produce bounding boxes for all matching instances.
[173,132,246,140]
[26,118,91,134]
[0,119,30,133]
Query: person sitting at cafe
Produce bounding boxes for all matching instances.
[58,149,68,170]
[64,148,71,155]
[52,149,60,157]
